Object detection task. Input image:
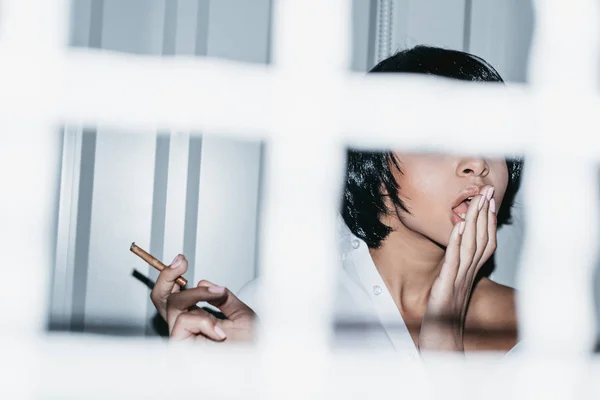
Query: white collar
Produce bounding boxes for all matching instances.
[337,215,419,356]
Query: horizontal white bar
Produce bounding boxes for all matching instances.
[0,49,595,157]
[0,48,595,158]
[2,335,600,398]
[343,75,600,157]
[62,48,274,134]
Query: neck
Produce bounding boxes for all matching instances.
[368,221,445,320]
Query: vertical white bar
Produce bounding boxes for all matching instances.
[0,1,67,397]
[0,0,69,121]
[517,0,600,399]
[0,128,63,334]
[0,0,68,52]
[162,132,190,263]
[520,0,600,354]
[528,0,599,89]
[261,1,350,399]
[0,0,68,333]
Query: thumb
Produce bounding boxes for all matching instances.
[154,255,188,297]
[200,284,255,321]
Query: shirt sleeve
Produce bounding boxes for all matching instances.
[236,278,261,315]
[505,340,523,356]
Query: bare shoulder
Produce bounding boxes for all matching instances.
[469,277,517,327]
[464,277,518,352]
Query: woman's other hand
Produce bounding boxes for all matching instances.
[166,280,256,343]
[419,186,496,352]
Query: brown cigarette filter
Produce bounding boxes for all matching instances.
[130,242,187,286]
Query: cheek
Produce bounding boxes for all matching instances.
[491,162,510,206]
[399,174,444,211]
[396,175,454,239]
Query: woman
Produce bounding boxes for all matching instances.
[150,46,523,354]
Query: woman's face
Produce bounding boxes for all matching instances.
[388,152,509,247]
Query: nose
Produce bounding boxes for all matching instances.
[456,157,490,178]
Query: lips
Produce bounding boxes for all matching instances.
[451,186,481,221]
[451,198,471,217]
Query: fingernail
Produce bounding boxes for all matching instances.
[208,285,226,294]
[459,213,466,219]
[490,198,496,213]
[170,255,183,268]
[487,187,495,201]
[459,221,466,235]
[214,325,227,340]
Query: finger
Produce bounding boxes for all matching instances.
[472,187,491,267]
[458,191,486,275]
[196,280,255,321]
[150,254,188,319]
[433,221,464,301]
[166,286,229,332]
[479,196,498,269]
[201,285,255,321]
[170,308,227,342]
[439,221,464,282]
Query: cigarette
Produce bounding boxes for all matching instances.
[130,242,188,286]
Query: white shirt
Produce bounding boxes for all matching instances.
[237,215,520,357]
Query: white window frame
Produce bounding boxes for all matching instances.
[2,0,600,398]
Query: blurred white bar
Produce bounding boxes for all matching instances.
[62,49,274,134]
[0,47,599,158]
[0,122,61,400]
[515,0,600,398]
[0,0,67,334]
[260,0,350,399]
[517,0,600,354]
[528,0,600,89]
[0,0,68,123]
[0,0,68,53]
[37,51,592,157]
[343,75,535,156]
[518,158,599,351]
[0,334,598,398]
[0,125,62,334]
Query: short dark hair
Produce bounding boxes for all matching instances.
[341,45,524,248]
